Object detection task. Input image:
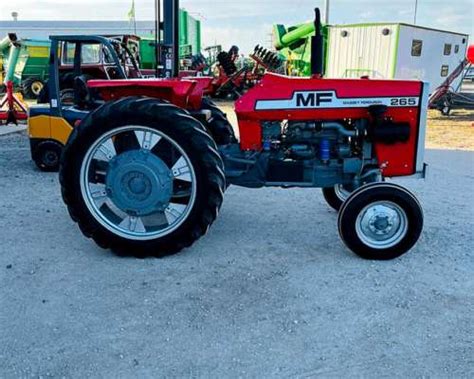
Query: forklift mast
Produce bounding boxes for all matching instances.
[157,0,180,78]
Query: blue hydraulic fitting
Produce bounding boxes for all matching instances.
[263,139,272,151]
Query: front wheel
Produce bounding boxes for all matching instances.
[322,185,353,211]
[60,97,226,257]
[32,140,63,172]
[338,183,423,260]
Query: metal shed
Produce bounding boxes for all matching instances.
[326,23,469,92]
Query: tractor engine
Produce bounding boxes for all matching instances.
[254,118,373,187]
[263,120,361,161]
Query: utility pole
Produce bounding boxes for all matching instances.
[323,0,330,24]
[154,0,160,77]
[414,0,418,24]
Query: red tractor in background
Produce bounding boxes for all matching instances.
[54,6,427,260]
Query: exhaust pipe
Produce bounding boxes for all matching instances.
[311,8,325,78]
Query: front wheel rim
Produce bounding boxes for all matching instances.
[355,201,409,249]
[79,125,197,241]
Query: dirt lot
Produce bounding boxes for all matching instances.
[0,100,472,377]
[0,131,473,377]
[427,109,474,150]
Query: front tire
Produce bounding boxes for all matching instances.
[32,140,63,172]
[338,183,423,260]
[322,185,352,211]
[60,97,226,257]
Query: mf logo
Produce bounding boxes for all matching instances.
[255,91,337,110]
[295,92,333,107]
[255,90,420,110]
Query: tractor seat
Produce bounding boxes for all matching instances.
[73,75,103,110]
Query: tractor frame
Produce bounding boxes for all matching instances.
[30,5,429,260]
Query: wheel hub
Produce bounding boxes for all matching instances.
[106,150,173,216]
[357,203,405,245]
[44,151,59,166]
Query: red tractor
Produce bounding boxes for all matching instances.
[57,8,427,260]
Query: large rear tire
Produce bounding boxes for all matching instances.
[60,97,226,257]
[200,97,237,145]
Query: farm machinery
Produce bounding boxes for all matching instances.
[429,44,474,115]
[31,3,428,260]
[0,34,28,125]
[0,33,50,99]
[273,18,327,77]
[206,44,284,99]
[185,44,284,99]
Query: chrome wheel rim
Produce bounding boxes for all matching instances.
[355,201,408,249]
[80,126,197,241]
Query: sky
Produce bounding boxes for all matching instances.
[1,0,473,52]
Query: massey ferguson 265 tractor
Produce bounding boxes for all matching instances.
[35,6,428,260]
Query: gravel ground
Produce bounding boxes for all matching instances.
[0,131,473,377]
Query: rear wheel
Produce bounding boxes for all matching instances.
[21,77,44,99]
[338,183,423,260]
[60,97,226,257]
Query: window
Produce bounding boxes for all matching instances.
[61,42,76,65]
[454,45,460,54]
[441,65,449,77]
[81,44,101,64]
[61,42,102,65]
[444,44,452,55]
[411,40,423,57]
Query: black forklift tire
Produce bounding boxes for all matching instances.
[21,77,45,99]
[200,97,237,145]
[32,140,63,172]
[338,183,423,260]
[60,96,226,258]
